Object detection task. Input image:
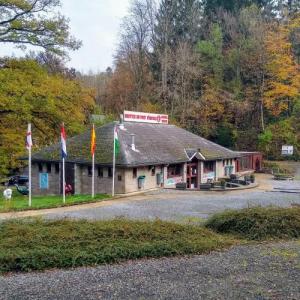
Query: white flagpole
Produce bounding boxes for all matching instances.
[28,123,32,207]
[92,124,95,198]
[62,157,66,203]
[112,125,116,197]
[92,153,95,198]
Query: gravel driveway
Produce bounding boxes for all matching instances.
[39,174,300,222]
[1,241,299,300]
[1,174,300,222]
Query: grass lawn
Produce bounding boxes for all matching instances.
[0,218,235,273]
[0,188,109,212]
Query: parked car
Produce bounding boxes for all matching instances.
[6,175,28,186]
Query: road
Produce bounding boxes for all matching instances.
[1,241,299,300]
[1,174,300,222]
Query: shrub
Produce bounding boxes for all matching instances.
[0,218,234,273]
[205,207,300,240]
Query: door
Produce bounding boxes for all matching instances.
[186,160,198,189]
[60,162,75,194]
[255,158,260,171]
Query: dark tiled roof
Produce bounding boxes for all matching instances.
[32,122,239,166]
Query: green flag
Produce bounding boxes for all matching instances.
[114,126,120,155]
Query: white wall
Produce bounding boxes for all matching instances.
[124,165,163,193]
[215,159,236,178]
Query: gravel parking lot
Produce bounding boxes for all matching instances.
[41,174,300,222]
[1,174,300,222]
[1,241,299,300]
[1,174,300,299]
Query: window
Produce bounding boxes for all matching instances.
[204,161,214,173]
[230,159,233,165]
[108,167,112,177]
[55,163,59,174]
[151,166,155,176]
[88,166,92,176]
[46,163,51,173]
[38,163,43,172]
[133,168,137,178]
[118,175,122,181]
[98,167,103,177]
[223,160,225,166]
[167,164,182,177]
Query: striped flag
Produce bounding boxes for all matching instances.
[91,124,96,155]
[26,124,33,150]
[61,124,67,158]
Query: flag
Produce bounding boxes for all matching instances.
[61,124,67,158]
[114,126,120,155]
[91,124,96,155]
[26,124,32,150]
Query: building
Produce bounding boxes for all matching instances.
[30,117,262,195]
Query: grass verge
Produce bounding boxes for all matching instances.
[0,218,235,273]
[205,207,300,240]
[0,193,109,213]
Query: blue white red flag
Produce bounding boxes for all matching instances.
[61,124,67,158]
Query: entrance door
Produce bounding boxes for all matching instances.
[255,158,260,171]
[60,162,75,194]
[186,161,198,189]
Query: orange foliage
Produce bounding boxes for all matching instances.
[264,15,300,116]
[104,61,135,114]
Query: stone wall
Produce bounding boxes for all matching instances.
[32,162,60,195]
[31,159,239,195]
[75,165,125,195]
[32,162,126,196]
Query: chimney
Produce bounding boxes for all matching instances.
[130,134,136,151]
[119,114,124,129]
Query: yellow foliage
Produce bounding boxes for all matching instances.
[264,14,300,116]
[0,58,95,175]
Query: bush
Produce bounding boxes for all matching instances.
[0,218,234,273]
[205,207,300,240]
[263,161,292,175]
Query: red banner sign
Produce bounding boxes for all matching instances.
[123,110,169,124]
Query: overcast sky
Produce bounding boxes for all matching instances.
[0,0,131,73]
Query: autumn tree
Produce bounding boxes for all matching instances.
[116,0,156,110]
[0,58,94,175]
[152,0,202,114]
[194,23,236,141]
[203,0,277,16]
[264,14,300,117]
[101,0,300,157]
[78,68,112,107]
[0,0,81,56]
